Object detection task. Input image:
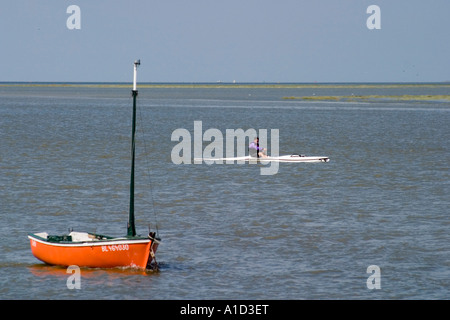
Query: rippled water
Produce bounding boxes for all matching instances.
[0,84,449,300]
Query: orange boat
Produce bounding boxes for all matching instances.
[28,60,161,269]
[28,231,159,269]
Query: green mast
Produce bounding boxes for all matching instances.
[127,60,140,237]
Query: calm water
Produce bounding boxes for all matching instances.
[0,84,449,300]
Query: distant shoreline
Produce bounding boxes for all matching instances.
[283,94,450,102]
[1,82,450,89]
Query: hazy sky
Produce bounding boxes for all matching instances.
[1,0,449,83]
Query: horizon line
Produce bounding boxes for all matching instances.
[1,81,450,89]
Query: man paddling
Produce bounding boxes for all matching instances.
[249,137,267,158]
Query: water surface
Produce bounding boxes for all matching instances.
[0,83,448,299]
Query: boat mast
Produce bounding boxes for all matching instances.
[128,59,140,237]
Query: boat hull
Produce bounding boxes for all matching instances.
[197,154,330,163]
[28,233,159,269]
[259,155,330,163]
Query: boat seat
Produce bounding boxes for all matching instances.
[69,231,94,242]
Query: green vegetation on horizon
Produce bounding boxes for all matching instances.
[283,95,450,102]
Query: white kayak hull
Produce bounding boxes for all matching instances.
[195,154,330,163]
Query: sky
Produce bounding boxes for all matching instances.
[1,0,449,83]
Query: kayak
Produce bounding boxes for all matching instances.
[196,154,330,163]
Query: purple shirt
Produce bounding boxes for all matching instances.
[249,141,262,151]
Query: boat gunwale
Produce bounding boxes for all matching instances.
[28,233,159,247]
